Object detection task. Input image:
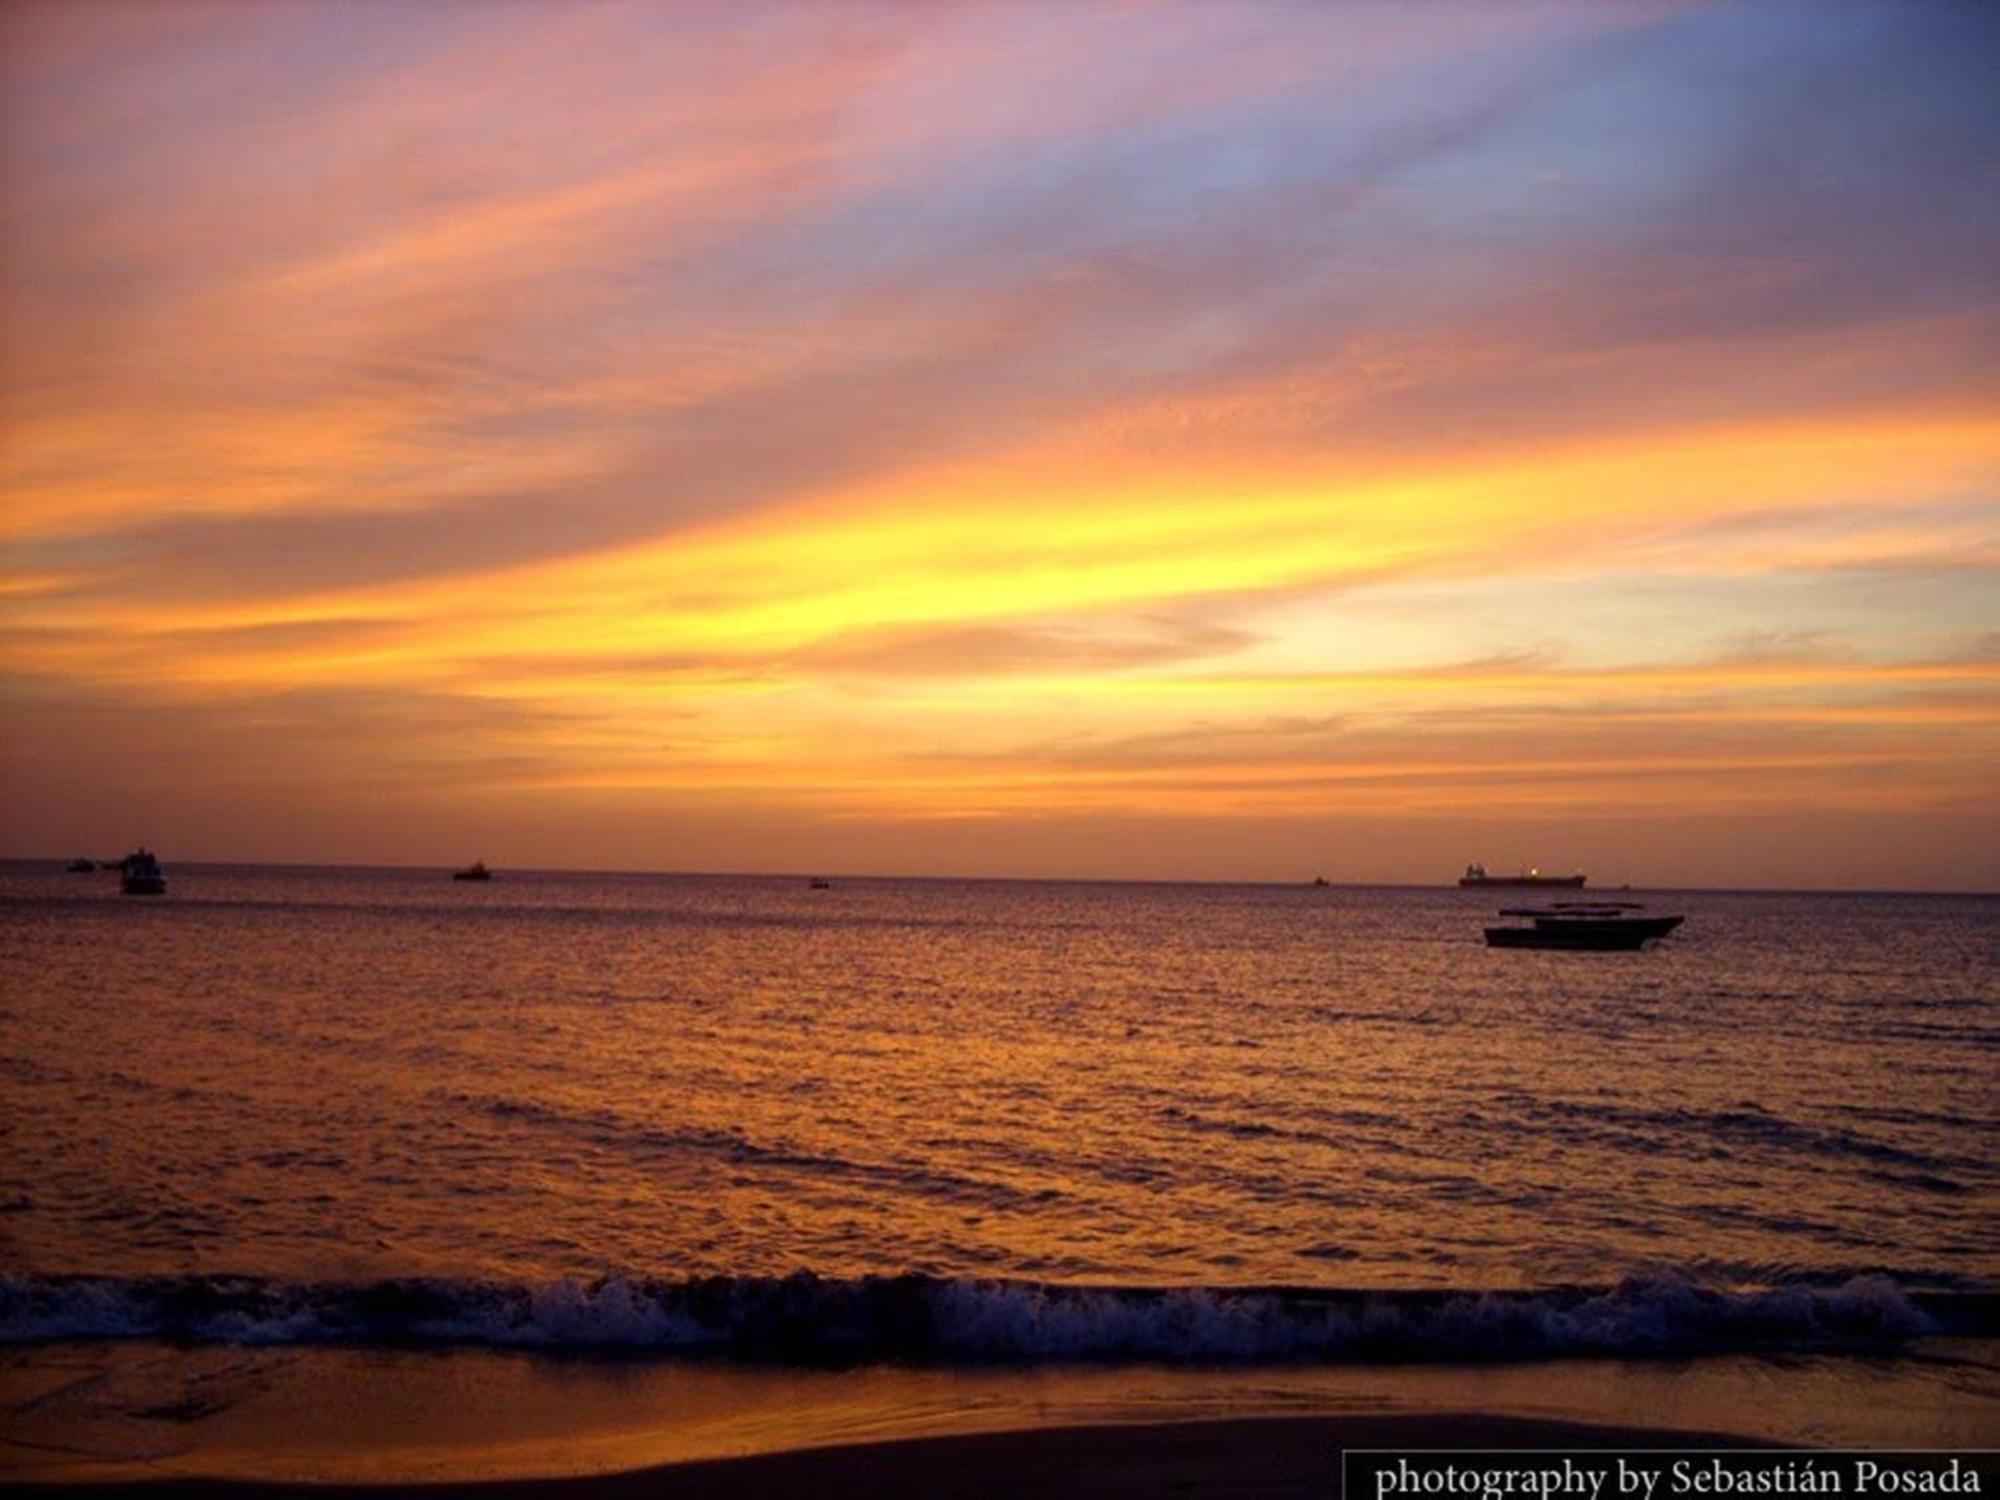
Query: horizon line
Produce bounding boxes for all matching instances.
[5,854,1993,900]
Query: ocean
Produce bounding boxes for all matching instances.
[2,864,1995,1473]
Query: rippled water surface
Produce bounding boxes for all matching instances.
[2,865,1993,1300]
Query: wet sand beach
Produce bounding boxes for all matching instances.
[8,1340,1993,1491]
[14,1412,1782,1497]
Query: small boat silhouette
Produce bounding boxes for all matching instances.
[119,848,166,895]
[451,860,493,881]
[1484,902,1682,950]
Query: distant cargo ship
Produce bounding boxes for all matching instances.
[1459,862,1585,890]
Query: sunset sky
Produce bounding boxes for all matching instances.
[3,1,1995,887]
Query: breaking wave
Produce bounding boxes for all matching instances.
[1,1273,1983,1364]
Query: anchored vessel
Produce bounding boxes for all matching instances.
[451,860,493,881]
[119,848,166,896]
[1459,862,1586,889]
[1484,901,1682,950]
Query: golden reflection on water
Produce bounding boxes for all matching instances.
[0,868,1993,1289]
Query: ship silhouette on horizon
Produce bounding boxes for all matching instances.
[1458,862,1586,890]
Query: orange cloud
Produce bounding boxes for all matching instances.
[3,2,1996,882]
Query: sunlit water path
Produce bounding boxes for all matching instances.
[2,865,1993,1361]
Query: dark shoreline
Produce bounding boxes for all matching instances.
[7,1413,1788,1497]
